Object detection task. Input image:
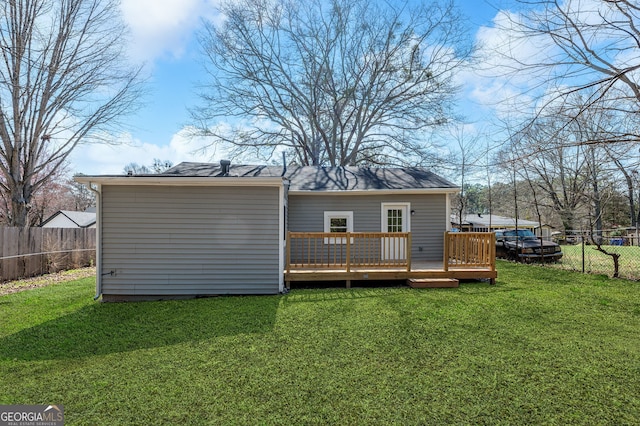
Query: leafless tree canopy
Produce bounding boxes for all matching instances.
[496,0,640,142]
[497,91,637,231]
[0,0,143,227]
[192,0,472,166]
[123,159,173,175]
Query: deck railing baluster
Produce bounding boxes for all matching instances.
[288,231,473,272]
[443,232,496,269]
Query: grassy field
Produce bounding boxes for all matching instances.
[1,262,639,424]
[555,244,640,280]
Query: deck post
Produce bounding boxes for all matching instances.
[490,231,496,285]
[285,232,291,289]
[406,232,412,272]
[443,231,449,272]
[286,231,291,274]
[346,232,351,273]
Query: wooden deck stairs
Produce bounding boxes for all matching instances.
[407,278,459,288]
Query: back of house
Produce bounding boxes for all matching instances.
[76,162,458,300]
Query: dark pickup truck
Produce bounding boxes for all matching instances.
[495,229,563,262]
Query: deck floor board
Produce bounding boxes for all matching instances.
[285,260,496,286]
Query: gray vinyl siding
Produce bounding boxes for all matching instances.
[288,193,448,261]
[101,185,281,296]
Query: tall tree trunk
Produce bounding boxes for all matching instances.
[590,148,603,243]
[10,192,29,227]
[610,156,636,227]
[559,209,576,233]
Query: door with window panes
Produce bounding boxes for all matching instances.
[381,203,409,261]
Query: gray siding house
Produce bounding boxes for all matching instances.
[76,162,459,301]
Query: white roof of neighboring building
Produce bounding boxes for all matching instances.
[454,214,545,229]
[42,210,96,228]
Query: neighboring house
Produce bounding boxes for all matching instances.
[452,213,552,237]
[41,210,97,228]
[76,162,497,301]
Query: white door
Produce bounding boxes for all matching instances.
[381,203,410,261]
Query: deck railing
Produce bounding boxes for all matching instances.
[286,232,411,272]
[444,232,496,271]
[286,231,496,274]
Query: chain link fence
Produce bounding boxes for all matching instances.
[545,231,640,280]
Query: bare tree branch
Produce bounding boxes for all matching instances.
[191,0,473,166]
[0,0,144,226]
[492,0,640,147]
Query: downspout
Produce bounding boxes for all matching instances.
[279,179,289,293]
[88,183,102,300]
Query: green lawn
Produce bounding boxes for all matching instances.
[1,262,639,424]
[555,244,640,280]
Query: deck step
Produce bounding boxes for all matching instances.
[407,278,459,288]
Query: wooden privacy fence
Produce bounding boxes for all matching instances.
[287,232,411,272]
[0,227,96,282]
[444,231,496,270]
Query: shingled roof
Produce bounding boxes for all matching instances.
[41,210,96,228]
[162,162,458,192]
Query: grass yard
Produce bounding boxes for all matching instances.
[1,261,639,424]
[555,244,640,280]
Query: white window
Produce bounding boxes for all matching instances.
[324,211,353,244]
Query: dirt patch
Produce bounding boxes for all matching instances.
[0,267,96,296]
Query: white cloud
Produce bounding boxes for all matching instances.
[120,0,221,62]
[69,130,211,175]
[458,7,557,122]
[68,127,259,175]
[466,0,640,119]
[474,11,552,85]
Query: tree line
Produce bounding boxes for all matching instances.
[450,0,640,236]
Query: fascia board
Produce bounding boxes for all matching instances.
[288,188,460,196]
[74,176,285,187]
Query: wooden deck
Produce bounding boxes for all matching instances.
[285,232,497,288]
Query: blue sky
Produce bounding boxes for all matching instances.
[70,0,520,175]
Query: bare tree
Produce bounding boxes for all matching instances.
[499,114,589,231]
[604,141,640,228]
[192,0,472,166]
[26,160,71,227]
[494,0,640,144]
[1,167,97,227]
[501,89,632,275]
[0,0,143,227]
[123,159,173,175]
[448,126,482,228]
[67,178,95,212]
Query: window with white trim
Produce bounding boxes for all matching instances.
[324,211,353,244]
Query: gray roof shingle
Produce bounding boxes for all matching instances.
[162,162,458,191]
